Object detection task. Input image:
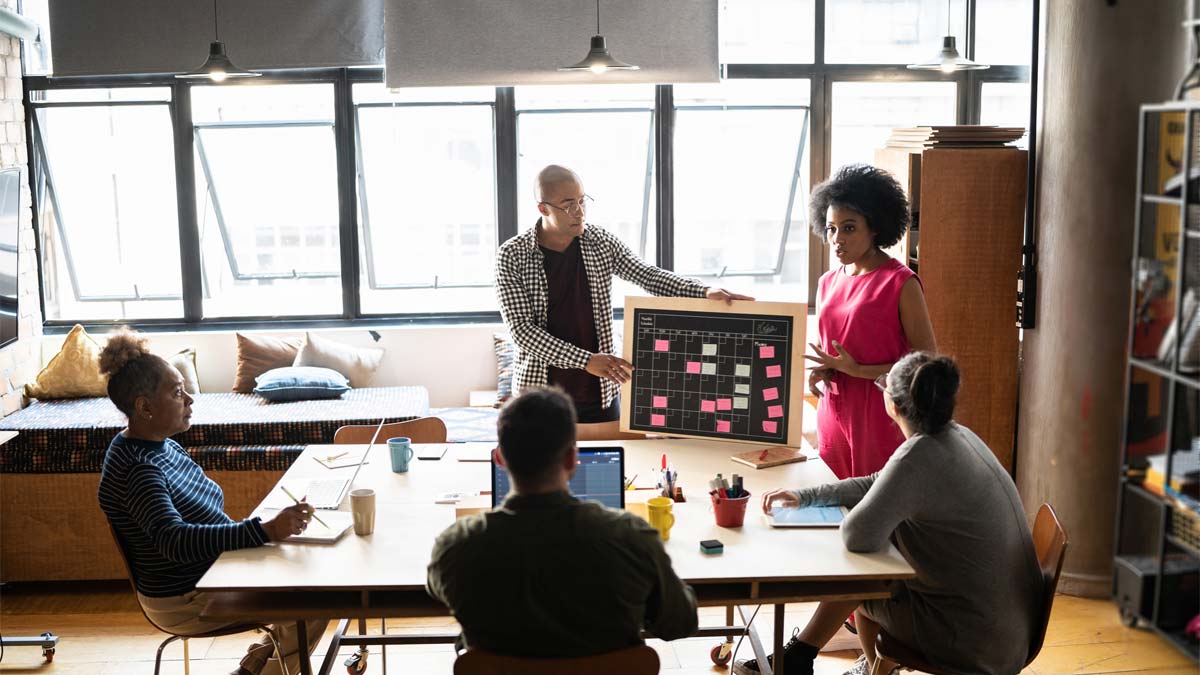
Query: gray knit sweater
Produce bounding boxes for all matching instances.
[792,423,1043,675]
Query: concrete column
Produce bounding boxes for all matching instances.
[1015,0,1186,596]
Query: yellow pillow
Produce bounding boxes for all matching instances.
[24,324,109,399]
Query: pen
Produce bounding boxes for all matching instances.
[324,451,348,462]
[280,485,328,528]
[625,473,638,490]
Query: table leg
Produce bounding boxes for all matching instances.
[725,606,735,644]
[774,604,786,675]
[317,619,349,675]
[736,605,772,675]
[297,620,312,675]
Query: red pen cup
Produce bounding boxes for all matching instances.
[711,490,751,527]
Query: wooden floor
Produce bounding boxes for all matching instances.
[0,582,1195,674]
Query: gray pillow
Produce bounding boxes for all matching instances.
[253,366,350,402]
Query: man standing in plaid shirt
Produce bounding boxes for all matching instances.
[496,165,752,423]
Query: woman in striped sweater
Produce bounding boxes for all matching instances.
[97,330,326,675]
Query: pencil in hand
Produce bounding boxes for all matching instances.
[279,485,328,528]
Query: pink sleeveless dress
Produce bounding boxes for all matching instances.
[816,258,920,479]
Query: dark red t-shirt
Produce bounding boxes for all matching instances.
[540,237,601,405]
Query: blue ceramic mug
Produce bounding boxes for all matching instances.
[388,436,414,473]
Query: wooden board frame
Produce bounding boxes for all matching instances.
[619,296,807,446]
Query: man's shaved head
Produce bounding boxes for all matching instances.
[535,165,582,202]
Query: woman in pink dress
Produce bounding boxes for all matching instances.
[805,164,936,480]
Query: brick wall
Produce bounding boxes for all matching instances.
[0,0,39,418]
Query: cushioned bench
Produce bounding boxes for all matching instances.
[0,386,429,582]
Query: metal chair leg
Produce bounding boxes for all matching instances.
[381,617,387,675]
[154,634,183,675]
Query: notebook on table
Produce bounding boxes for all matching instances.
[303,419,385,509]
[258,509,353,543]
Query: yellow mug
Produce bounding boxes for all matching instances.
[646,497,676,541]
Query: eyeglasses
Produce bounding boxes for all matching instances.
[873,374,889,393]
[540,195,594,215]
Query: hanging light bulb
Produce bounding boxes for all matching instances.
[907,0,989,73]
[559,0,639,73]
[176,0,260,81]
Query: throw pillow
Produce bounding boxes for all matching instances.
[25,324,108,399]
[166,348,201,395]
[253,366,350,402]
[233,333,302,394]
[292,332,384,388]
[492,333,515,408]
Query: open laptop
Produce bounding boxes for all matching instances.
[303,420,385,509]
[491,446,625,509]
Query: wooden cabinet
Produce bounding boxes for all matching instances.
[873,146,1027,471]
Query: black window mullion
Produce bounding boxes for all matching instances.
[171,82,203,323]
[654,84,674,271]
[333,69,361,320]
[495,87,518,244]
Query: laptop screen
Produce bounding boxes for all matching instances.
[492,447,625,509]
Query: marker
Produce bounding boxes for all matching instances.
[758,448,770,461]
[280,485,328,528]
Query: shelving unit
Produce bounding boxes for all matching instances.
[1115,101,1200,663]
[874,146,1027,471]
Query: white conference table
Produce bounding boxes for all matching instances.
[197,439,915,675]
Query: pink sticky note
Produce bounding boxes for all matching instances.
[717,398,732,411]
[651,414,666,427]
[654,339,670,351]
[716,420,731,433]
[700,400,717,413]
[686,361,702,374]
[652,395,668,408]
[763,387,779,401]
[768,405,784,418]
[763,420,778,434]
[760,345,775,359]
[766,365,782,378]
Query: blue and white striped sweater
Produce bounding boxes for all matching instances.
[98,433,268,597]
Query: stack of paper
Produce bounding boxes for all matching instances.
[885,125,1026,150]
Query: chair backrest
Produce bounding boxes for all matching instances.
[453,645,659,675]
[577,421,647,442]
[106,521,176,634]
[333,417,448,445]
[1026,503,1068,665]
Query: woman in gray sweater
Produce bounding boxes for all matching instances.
[736,352,1043,675]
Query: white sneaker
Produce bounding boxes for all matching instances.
[842,655,871,675]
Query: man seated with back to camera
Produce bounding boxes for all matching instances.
[426,386,698,656]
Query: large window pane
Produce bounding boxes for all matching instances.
[674,79,811,303]
[830,81,957,170]
[34,93,183,321]
[981,81,1031,148]
[517,85,657,307]
[354,84,497,315]
[975,0,1033,66]
[192,84,341,318]
[721,0,815,64]
[826,0,962,64]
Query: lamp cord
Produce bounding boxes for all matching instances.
[596,0,601,35]
[213,0,219,42]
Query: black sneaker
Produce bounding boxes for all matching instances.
[731,627,814,675]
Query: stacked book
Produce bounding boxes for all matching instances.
[885,125,1027,150]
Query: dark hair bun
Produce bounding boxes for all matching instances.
[99,330,152,379]
[908,357,960,434]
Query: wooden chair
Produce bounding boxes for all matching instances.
[453,645,660,675]
[577,420,648,442]
[871,503,1068,675]
[106,523,289,675]
[333,416,448,444]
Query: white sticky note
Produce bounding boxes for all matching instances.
[735,383,750,394]
[701,362,717,375]
[735,364,751,377]
[733,397,749,409]
[702,344,717,356]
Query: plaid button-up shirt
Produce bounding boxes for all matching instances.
[496,222,707,408]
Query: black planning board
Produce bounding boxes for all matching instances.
[619,297,807,446]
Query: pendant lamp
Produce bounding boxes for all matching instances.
[176,0,260,82]
[559,0,639,74]
[907,0,989,73]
